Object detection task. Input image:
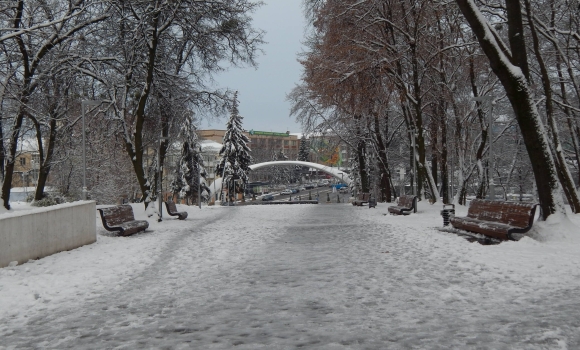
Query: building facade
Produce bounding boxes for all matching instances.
[198,129,301,184]
[198,129,301,163]
[11,139,40,188]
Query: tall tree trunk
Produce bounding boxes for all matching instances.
[436,10,449,204]
[125,10,162,209]
[1,0,26,209]
[33,78,64,201]
[373,112,392,202]
[33,115,58,201]
[554,24,580,188]
[524,0,580,213]
[430,113,438,189]
[2,112,26,210]
[440,110,449,204]
[456,0,565,219]
[355,117,369,193]
[411,41,426,200]
[0,110,4,185]
[0,76,8,184]
[469,56,489,200]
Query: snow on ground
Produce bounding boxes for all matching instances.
[0,203,220,327]
[1,201,580,349]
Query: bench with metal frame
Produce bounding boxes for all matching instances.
[352,193,370,206]
[164,200,188,220]
[387,195,417,215]
[97,205,149,236]
[449,199,538,241]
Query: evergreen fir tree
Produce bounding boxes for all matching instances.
[298,137,310,161]
[296,137,310,182]
[215,92,252,201]
[171,114,211,204]
[349,150,361,194]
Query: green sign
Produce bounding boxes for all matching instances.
[249,129,290,137]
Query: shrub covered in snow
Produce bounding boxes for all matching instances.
[28,192,71,207]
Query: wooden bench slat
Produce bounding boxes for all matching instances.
[352,193,370,206]
[451,199,537,241]
[165,201,188,220]
[466,200,536,228]
[388,195,417,215]
[450,217,513,240]
[98,205,135,226]
[98,204,148,236]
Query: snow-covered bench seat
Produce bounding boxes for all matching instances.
[388,195,417,215]
[450,199,538,241]
[352,193,370,206]
[97,205,149,236]
[165,200,188,220]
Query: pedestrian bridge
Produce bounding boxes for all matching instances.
[208,161,351,198]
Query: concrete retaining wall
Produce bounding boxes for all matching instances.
[0,201,96,268]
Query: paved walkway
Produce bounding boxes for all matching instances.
[2,204,579,349]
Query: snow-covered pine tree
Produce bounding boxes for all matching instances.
[298,137,310,161]
[171,114,211,205]
[295,137,310,182]
[215,92,252,202]
[348,149,361,195]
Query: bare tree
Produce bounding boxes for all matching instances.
[69,0,264,208]
[454,0,565,219]
[0,0,108,209]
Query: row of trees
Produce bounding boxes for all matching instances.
[0,0,264,209]
[291,0,580,219]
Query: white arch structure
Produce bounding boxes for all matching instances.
[208,161,351,198]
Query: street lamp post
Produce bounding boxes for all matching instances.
[472,96,495,200]
[81,99,103,200]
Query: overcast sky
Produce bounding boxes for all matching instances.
[204,0,308,134]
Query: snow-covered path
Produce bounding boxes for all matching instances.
[2,203,580,349]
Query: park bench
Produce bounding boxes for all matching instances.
[352,193,370,206]
[165,200,188,220]
[449,199,538,241]
[388,195,417,215]
[97,205,149,236]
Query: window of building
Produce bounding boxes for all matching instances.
[19,157,26,166]
[291,140,296,146]
[284,140,289,146]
